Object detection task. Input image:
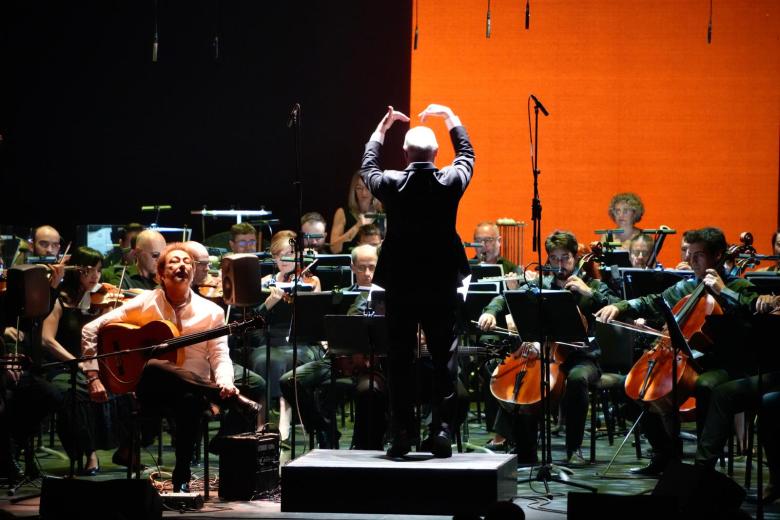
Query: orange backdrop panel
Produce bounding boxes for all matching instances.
[410,0,779,268]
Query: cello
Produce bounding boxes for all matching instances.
[623,239,752,415]
[97,314,264,395]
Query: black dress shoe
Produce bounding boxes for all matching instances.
[79,465,100,477]
[630,457,668,477]
[430,427,453,459]
[386,431,412,458]
[229,394,263,424]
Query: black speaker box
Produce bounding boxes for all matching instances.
[568,492,677,519]
[218,431,280,501]
[221,253,262,307]
[6,265,50,318]
[39,477,162,520]
[652,460,746,514]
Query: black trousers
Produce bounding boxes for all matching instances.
[385,287,458,435]
[135,360,225,483]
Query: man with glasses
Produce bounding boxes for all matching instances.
[228,223,258,254]
[478,230,618,465]
[104,229,165,290]
[301,212,329,254]
[473,221,517,273]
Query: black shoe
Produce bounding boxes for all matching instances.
[78,465,100,477]
[315,429,341,449]
[172,467,191,493]
[630,457,668,477]
[430,427,452,458]
[229,394,263,424]
[386,431,412,458]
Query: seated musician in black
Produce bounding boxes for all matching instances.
[81,242,261,492]
[278,244,387,449]
[596,227,760,476]
[473,221,517,273]
[101,229,165,291]
[478,230,619,465]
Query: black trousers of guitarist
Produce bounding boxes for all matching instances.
[133,360,253,489]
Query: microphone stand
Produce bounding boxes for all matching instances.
[288,102,303,459]
[520,95,595,497]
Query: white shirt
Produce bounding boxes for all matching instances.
[81,288,233,386]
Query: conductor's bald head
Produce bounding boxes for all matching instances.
[403,126,438,163]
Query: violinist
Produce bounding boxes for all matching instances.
[102,229,165,291]
[595,227,760,476]
[41,246,125,476]
[250,230,323,441]
[607,193,644,249]
[81,243,262,492]
[103,222,144,269]
[279,244,387,449]
[478,230,619,465]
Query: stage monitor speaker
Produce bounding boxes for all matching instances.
[221,253,261,307]
[6,264,50,318]
[568,492,677,519]
[40,477,162,520]
[218,431,280,501]
[652,460,746,515]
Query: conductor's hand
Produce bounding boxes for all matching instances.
[594,304,621,323]
[418,104,455,122]
[219,383,239,400]
[88,378,109,403]
[377,105,410,133]
[478,313,496,331]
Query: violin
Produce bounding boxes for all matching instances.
[89,283,137,312]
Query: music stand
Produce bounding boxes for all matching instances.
[621,268,692,300]
[745,271,780,295]
[313,266,353,291]
[470,263,503,281]
[310,254,352,268]
[324,315,389,450]
[504,289,597,494]
[602,250,631,268]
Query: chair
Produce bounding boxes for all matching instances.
[589,320,637,463]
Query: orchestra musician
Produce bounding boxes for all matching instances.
[361,103,474,458]
[675,229,694,270]
[42,246,129,476]
[608,193,644,249]
[478,230,620,465]
[103,223,144,269]
[595,227,761,476]
[473,221,517,273]
[300,212,329,254]
[758,230,780,272]
[355,223,383,248]
[228,222,258,254]
[330,172,383,254]
[278,244,387,449]
[102,229,165,290]
[81,242,261,491]
[628,233,654,269]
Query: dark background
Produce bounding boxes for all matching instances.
[1,0,411,244]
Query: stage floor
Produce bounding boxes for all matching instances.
[1,409,777,519]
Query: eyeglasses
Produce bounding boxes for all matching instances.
[475,237,497,245]
[236,240,257,247]
[194,260,210,266]
[549,254,572,263]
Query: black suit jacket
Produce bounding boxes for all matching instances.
[360,126,475,292]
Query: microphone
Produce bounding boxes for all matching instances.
[286,103,300,128]
[414,25,419,50]
[486,1,491,38]
[463,242,483,248]
[152,38,158,63]
[540,265,562,274]
[707,20,712,44]
[525,0,530,30]
[530,94,549,116]
[302,233,324,239]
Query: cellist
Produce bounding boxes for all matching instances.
[595,227,760,476]
[478,230,619,466]
[81,242,262,492]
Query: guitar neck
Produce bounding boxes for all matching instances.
[161,318,258,352]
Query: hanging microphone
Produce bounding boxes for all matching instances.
[486,1,492,38]
[152,36,159,63]
[414,25,419,50]
[525,0,530,30]
[530,94,549,116]
[707,20,712,44]
[286,103,300,128]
